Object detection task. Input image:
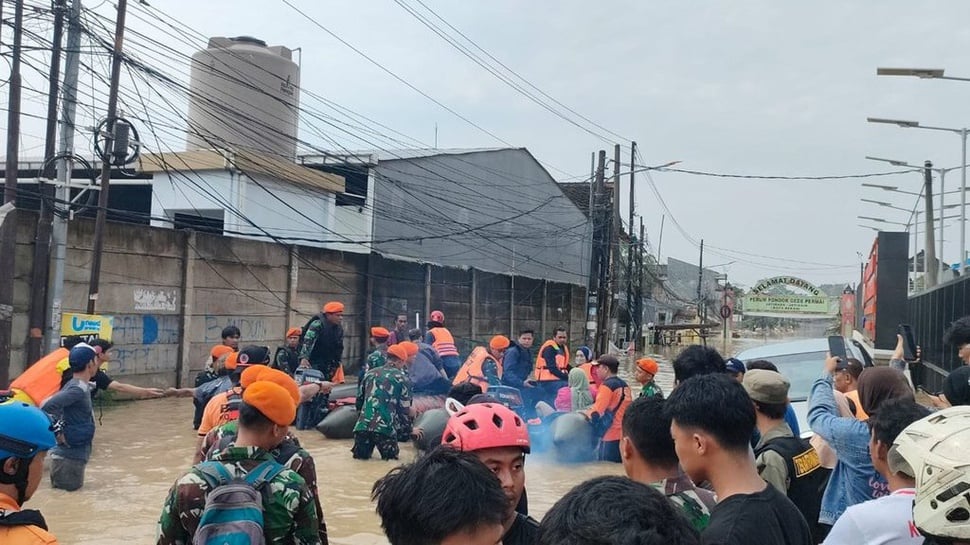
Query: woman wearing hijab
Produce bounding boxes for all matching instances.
[554,367,596,412]
[572,346,598,387]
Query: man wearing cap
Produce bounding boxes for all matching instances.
[453,335,509,393]
[424,310,461,379]
[274,328,303,375]
[39,344,100,491]
[194,346,272,462]
[298,302,345,382]
[158,381,320,545]
[362,326,391,379]
[353,344,413,460]
[745,368,827,542]
[835,358,867,420]
[634,357,663,399]
[583,355,633,463]
[199,367,329,545]
[725,357,746,382]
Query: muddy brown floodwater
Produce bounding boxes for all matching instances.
[31,397,626,544]
[33,341,785,544]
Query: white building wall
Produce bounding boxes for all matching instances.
[149,169,371,253]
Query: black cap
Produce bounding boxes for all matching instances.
[237,345,271,366]
[944,366,970,406]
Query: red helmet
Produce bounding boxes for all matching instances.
[441,403,530,453]
[430,310,445,323]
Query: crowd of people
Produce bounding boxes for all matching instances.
[3,310,970,544]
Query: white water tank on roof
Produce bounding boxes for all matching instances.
[186,36,300,159]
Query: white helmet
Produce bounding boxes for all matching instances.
[894,405,970,539]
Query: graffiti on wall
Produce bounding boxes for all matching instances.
[110,314,180,375]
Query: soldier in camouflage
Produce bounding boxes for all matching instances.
[619,396,716,532]
[157,381,320,545]
[359,326,390,380]
[352,344,413,460]
[200,420,328,545]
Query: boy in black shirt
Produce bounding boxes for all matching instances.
[665,373,812,545]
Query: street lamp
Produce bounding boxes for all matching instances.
[876,67,970,82]
[867,116,969,274]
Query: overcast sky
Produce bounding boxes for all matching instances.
[9,0,970,287]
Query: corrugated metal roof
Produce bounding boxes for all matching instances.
[344,147,509,162]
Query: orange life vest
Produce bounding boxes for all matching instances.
[453,346,503,392]
[9,348,70,406]
[429,327,459,357]
[578,362,596,384]
[845,389,869,420]
[534,340,570,382]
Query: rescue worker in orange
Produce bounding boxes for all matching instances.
[0,403,59,545]
[424,310,461,379]
[453,335,510,393]
[583,354,632,463]
[533,327,571,406]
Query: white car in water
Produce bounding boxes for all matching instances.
[734,337,868,438]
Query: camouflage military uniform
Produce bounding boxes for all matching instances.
[157,446,320,545]
[352,366,412,460]
[639,380,664,399]
[650,472,716,532]
[364,349,387,374]
[200,423,329,545]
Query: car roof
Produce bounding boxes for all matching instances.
[734,338,829,360]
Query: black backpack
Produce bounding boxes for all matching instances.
[755,436,830,543]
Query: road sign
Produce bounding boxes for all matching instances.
[720,305,732,319]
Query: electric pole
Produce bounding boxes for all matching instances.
[87,0,130,314]
[627,141,636,346]
[589,150,606,350]
[26,0,67,364]
[924,160,937,288]
[697,239,705,346]
[47,0,83,351]
[0,0,26,384]
[636,218,645,350]
[610,143,621,349]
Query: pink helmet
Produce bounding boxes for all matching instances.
[430,310,445,323]
[441,403,530,453]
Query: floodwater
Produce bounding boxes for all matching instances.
[30,336,782,544]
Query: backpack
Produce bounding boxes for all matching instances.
[299,313,325,349]
[192,460,286,545]
[754,436,830,544]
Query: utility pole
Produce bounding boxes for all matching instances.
[635,218,645,350]
[627,141,636,345]
[588,151,606,350]
[0,0,26,384]
[25,0,67,364]
[609,144,621,350]
[697,239,705,346]
[924,160,938,288]
[586,151,597,347]
[47,0,83,351]
[87,0,129,314]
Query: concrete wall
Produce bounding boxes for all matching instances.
[372,149,589,286]
[7,212,586,387]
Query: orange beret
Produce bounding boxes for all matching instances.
[387,344,409,361]
[489,335,511,351]
[285,327,302,338]
[224,352,239,370]
[243,368,300,404]
[242,381,296,426]
[210,345,234,362]
[371,326,390,340]
[323,301,344,314]
[240,365,267,388]
[399,341,419,357]
[636,357,659,375]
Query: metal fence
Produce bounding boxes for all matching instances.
[907,275,970,391]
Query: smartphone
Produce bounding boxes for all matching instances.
[827,336,847,361]
[898,324,917,361]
